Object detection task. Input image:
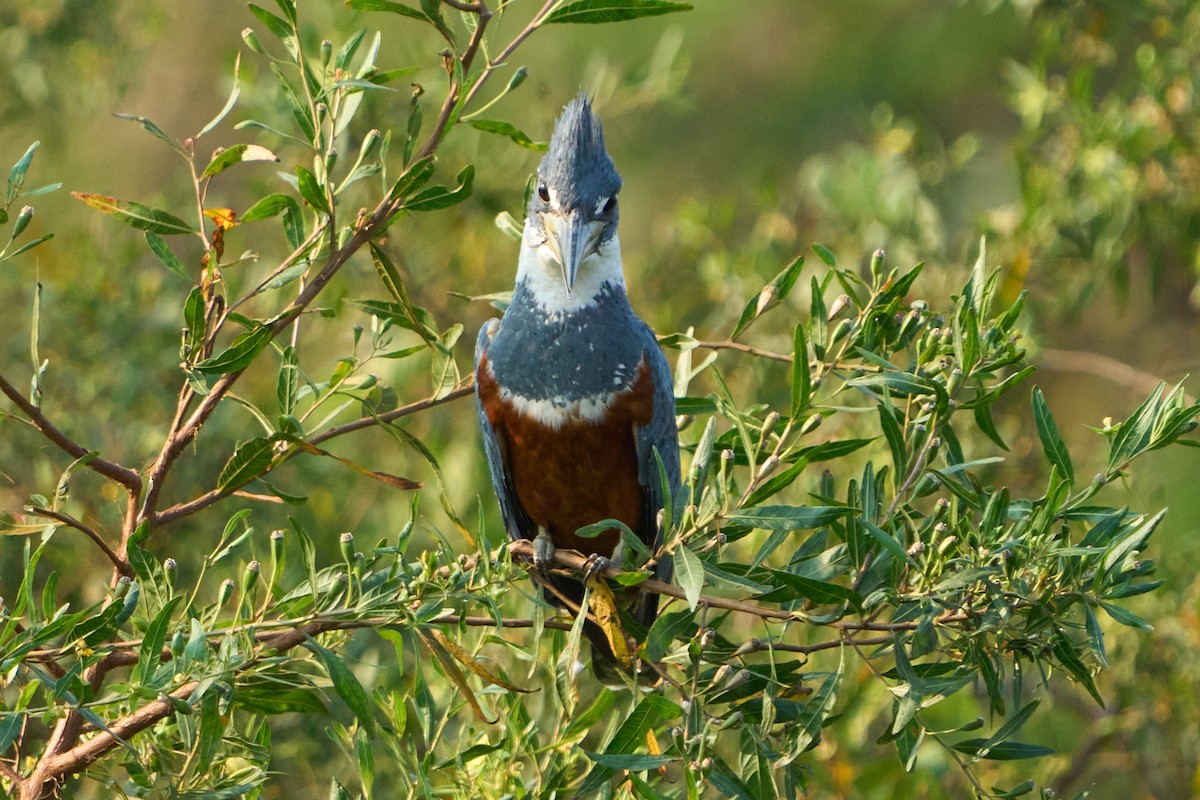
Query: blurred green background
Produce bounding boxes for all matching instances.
[2,1,1200,797]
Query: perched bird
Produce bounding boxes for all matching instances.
[475,94,680,667]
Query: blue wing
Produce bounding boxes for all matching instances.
[475,319,529,542]
[633,321,681,612]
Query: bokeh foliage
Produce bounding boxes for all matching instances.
[2,1,1200,799]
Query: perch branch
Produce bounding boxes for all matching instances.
[24,507,132,578]
[0,373,141,492]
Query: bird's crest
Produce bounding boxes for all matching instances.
[537,93,622,209]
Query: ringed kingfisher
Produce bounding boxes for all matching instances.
[475,94,680,667]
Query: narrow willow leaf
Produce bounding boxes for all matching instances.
[469,119,547,151]
[111,116,181,154]
[811,242,836,266]
[194,324,273,374]
[7,142,39,202]
[1032,386,1074,486]
[725,505,849,531]
[790,323,811,419]
[197,53,242,138]
[242,193,300,223]
[544,0,693,24]
[308,640,375,734]
[296,166,330,214]
[216,437,276,492]
[674,545,703,610]
[201,143,279,178]
[71,193,195,235]
[403,164,474,211]
[145,232,190,281]
[277,346,300,416]
[950,739,1053,761]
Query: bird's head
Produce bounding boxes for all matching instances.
[526,94,622,295]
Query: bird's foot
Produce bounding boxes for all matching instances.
[582,553,611,581]
[532,527,555,573]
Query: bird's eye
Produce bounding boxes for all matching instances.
[537,182,550,203]
[603,195,617,214]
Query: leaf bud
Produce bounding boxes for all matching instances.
[218,578,235,607]
[339,531,355,564]
[242,28,265,54]
[359,129,381,160]
[320,39,333,68]
[241,559,261,595]
[800,413,823,435]
[869,248,886,281]
[270,529,285,564]
[827,293,851,320]
[12,206,33,238]
[506,66,528,92]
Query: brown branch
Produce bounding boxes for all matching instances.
[0,373,141,492]
[25,507,132,579]
[1038,347,1191,403]
[507,539,973,631]
[0,758,20,787]
[153,383,475,526]
[693,340,792,363]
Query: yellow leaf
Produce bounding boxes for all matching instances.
[428,628,533,693]
[586,575,632,667]
[204,207,238,230]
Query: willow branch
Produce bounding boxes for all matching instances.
[692,339,792,363]
[1038,347,1191,403]
[507,539,973,631]
[0,373,141,492]
[25,507,132,579]
[153,383,475,526]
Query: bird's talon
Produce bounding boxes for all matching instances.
[532,527,556,573]
[582,553,611,581]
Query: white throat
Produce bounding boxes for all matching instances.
[515,220,625,314]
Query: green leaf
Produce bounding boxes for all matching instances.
[346,0,427,21]
[644,609,697,661]
[145,232,190,281]
[544,0,693,24]
[564,688,617,738]
[248,3,293,40]
[216,437,277,492]
[950,739,1053,761]
[296,166,330,214]
[197,53,242,138]
[7,141,40,203]
[71,193,195,235]
[848,371,941,398]
[243,193,300,222]
[584,752,676,770]
[1099,601,1154,631]
[790,323,811,419]
[577,694,680,795]
[725,505,849,531]
[194,324,274,375]
[277,346,300,417]
[469,119,547,151]
[403,164,474,212]
[112,115,182,154]
[1032,386,1074,486]
[201,144,279,178]
[673,545,703,611]
[756,572,860,607]
[308,639,374,734]
[235,683,328,715]
[811,242,836,266]
[133,597,182,687]
[386,156,436,204]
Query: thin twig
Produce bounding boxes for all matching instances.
[693,339,792,363]
[24,507,132,578]
[1038,347,1191,403]
[153,383,475,526]
[0,373,140,492]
